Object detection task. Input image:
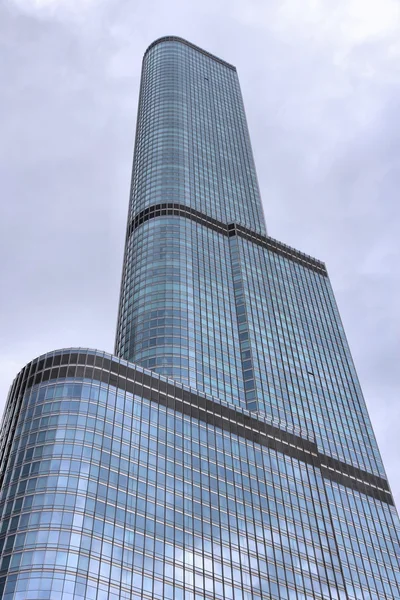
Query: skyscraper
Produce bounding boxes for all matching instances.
[0,35,399,600]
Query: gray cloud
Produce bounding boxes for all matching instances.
[1,0,399,506]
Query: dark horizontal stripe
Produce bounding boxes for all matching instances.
[127,203,327,277]
[127,203,227,238]
[320,453,389,491]
[231,224,327,276]
[320,466,391,504]
[144,36,236,71]
[5,350,392,505]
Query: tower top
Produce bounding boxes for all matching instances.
[144,36,236,71]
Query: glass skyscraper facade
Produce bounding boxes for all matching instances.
[0,36,399,600]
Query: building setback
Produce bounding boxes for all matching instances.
[0,36,399,600]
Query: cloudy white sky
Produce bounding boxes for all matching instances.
[1,0,399,506]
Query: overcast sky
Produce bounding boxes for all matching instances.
[1,0,399,507]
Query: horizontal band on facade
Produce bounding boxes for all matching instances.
[127,203,328,277]
[7,350,392,506]
[144,36,236,71]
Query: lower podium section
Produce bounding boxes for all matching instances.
[0,349,399,600]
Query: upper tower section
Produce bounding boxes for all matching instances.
[129,36,266,235]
